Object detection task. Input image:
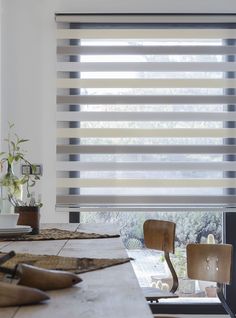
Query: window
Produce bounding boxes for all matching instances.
[81,211,222,300]
[56,14,236,314]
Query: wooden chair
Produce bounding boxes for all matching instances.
[142,219,179,302]
[187,243,234,318]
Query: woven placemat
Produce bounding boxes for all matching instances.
[1,228,120,241]
[0,252,132,277]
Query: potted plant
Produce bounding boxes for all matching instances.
[0,123,42,234]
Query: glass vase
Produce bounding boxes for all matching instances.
[0,162,23,214]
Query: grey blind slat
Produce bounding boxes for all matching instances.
[56,14,236,211]
[57,45,236,56]
[57,128,236,138]
[57,206,236,212]
[57,145,236,155]
[56,195,236,205]
[57,95,236,105]
[56,161,236,171]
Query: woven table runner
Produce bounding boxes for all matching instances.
[0,252,131,277]
[1,228,120,241]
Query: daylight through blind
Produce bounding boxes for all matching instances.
[56,14,236,211]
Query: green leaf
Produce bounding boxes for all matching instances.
[8,155,14,165]
[9,122,14,129]
[14,155,21,161]
[18,139,29,144]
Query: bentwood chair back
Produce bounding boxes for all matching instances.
[142,219,179,302]
[187,243,234,318]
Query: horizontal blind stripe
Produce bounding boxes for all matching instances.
[57,95,236,105]
[56,161,236,171]
[57,178,236,188]
[57,128,236,138]
[57,29,236,39]
[56,145,236,155]
[55,14,236,24]
[57,45,236,56]
[57,111,236,122]
[57,62,236,72]
[57,78,236,89]
[56,207,236,212]
[56,195,236,205]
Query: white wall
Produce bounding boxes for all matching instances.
[1,0,236,222]
[0,1,1,144]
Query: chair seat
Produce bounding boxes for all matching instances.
[142,287,179,302]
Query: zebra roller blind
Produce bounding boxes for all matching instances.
[56,14,236,212]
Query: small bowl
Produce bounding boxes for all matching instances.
[0,213,19,228]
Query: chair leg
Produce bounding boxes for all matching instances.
[164,251,179,293]
[217,283,235,318]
